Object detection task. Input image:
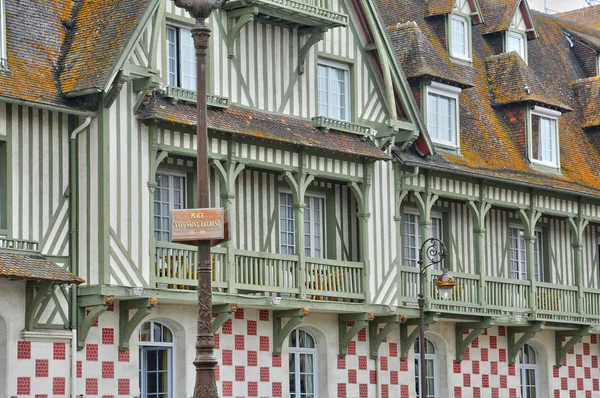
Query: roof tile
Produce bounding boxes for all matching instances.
[0,252,84,284]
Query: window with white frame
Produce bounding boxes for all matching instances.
[404,213,443,269]
[450,15,470,60]
[414,337,438,398]
[509,227,543,281]
[289,329,318,398]
[154,173,185,242]
[318,59,350,121]
[0,0,6,69]
[166,25,196,90]
[426,82,461,148]
[529,106,561,168]
[519,344,539,398]
[139,321,174,398]
[507,31,526,60]
[279,193,325,258]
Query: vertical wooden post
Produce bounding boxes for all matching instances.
[518,208,542,315]
[568,214,589,315]
[414,188,439,308]
[467,198,491,306]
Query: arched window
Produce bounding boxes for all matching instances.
[289,329,318,398]
[139,321,174,398]
[520,344,539,398]
[414,337,438,398]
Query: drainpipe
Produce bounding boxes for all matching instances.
[69,116,92,398]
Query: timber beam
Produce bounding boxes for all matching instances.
[212,303,238,334]
[119,298,158,350]
[227,7,259,58]
[555,326,591,367]
[298,27,327,74]
[339,312,374,357]
[456,318,495,362]
[77,295,114,350]
[369,314,405,359]
[507,322,545,365]
[24,281,54,331]
[400,314,438,360]
[273,308,309,355]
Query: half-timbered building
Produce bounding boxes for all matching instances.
[2,0,600,397]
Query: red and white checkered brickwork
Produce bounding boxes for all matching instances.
[446,326,521,398]
[14,339,71,396]
[74,301,137,397]
[551,334,600,398]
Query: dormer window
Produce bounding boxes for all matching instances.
[166,25,196,90]
[507,32,525,59]
[450,15,470,61]
[529,106,561,169]
[425,82,462,148]
[318,59,351,121]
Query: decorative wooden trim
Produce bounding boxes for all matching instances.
[273,308,309,355]
[77,295,114,350]
[369,315,401,359]
[455,318,494,362]
[339,312,374,357]
[399,314,438,360]
[555,326,591,367]
[24,281,53,331]
[311,116,372,137]
[507,321,544,365]
[163,86,230,108]
[212,303,238,333]
[119,298,158,350]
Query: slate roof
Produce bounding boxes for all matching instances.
[424,0,484,24]
[0,0,76,108]
[559,5,600,31]
[573,77,600,129]
[485,52,571,111]
[0,252,84,284]
[478,0,538,39]
[373,0,600,196]
[388,22,473,88]
[137,93,390,160]
[59,0,155,95]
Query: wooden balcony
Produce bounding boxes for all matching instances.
[154,242,365,302]
[398,266,600,324]
[0,237,39,252]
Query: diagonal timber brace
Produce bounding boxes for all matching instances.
[212,303,238,333]
[24,281,54,331]
[339,313,374,357]
[507,322,545,365]
[400,314,438,359]
[119,298,158,350]
[273,308,309,355]
[298,27,327,75]
[369,315,403,359]
[455,318,494,362]
[555,326,591,367]
[77,295,114,350]
[227,7,258,58]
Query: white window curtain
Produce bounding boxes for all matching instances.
[280,193,325,258]
[317,61,349,121]
[427,93,456,145]
[154,173,185,242]
[404,214,443,268]
[289,329,318,398]
[165,26,197,90]
[451,15,468,59]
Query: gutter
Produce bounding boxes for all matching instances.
[69,116,92,398]
[0,95,96,117]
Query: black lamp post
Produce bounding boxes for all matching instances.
[171,1,227,397]
[416,238,454,398]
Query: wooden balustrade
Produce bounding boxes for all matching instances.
[0,237,39,251]
[536,283,578,317]
[154,244,365,302]
[584,288,600,320]
[486,276,530,312]
[305,257,364,301]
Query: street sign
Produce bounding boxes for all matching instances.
[172,208,225,243]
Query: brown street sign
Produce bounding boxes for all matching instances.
[172,208,225,242]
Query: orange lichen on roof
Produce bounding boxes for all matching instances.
[59,0,152,94]
[424,0,455,17]
[0,252,84,284]
[573,77,600,129]
[375,0,600,196]
[558,5,600,31]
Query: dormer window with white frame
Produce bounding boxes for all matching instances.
[166,25,196,90]
[425,82,462,149]
[448,0,474,62]
[0,0,6,69]
[528,106,561,169]
[318,59,351,122]
[507,31,526,60]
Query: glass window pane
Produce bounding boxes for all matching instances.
[179,28,197,90]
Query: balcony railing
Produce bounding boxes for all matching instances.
[154,242,365,302]
[398,266,600,322]
[0,237,39,252]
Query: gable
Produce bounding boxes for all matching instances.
[511,4,527,32]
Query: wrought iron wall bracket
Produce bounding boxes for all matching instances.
[339,313,373,357]
[399,314,438,359]
[24,281,53,331]
[369,315,400,359]
[455,318,494,362]
[119,298,158,350]
[507,321,544,365]
[273,308,309,355]
[77,295,114,350]
[555,326,591,367]
[298,27,327,75]
[227,8,258,58]
[212,303,237,333]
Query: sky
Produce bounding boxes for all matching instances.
[528,0,597,13]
